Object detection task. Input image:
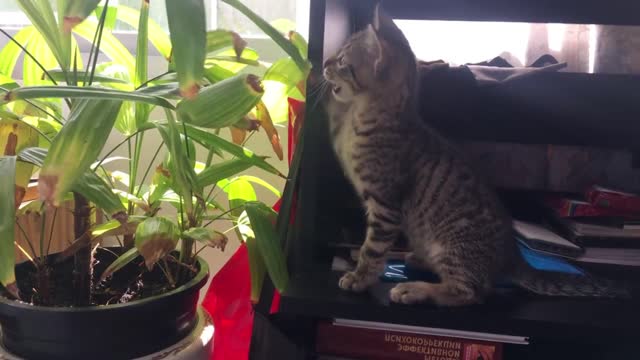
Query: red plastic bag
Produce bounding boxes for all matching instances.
[202,244,253,360]
[202,96,305,359]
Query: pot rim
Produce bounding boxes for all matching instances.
[0,254,209,312]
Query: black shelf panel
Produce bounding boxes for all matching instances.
[418,70,640,151]
[376,0,640,25]
[279,270,640,342]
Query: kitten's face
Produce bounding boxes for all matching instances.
[323,5,415,104]
[323,31,378,103]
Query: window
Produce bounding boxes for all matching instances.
[0,0,310,59]
[397,19,640,75]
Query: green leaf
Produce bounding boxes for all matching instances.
[203,64,235,83]
[134,0,150,129]
[63,0,102,32]
[75,171,127,219]
[176,74,263,129]
[224,178,255,217]
[18,144,127,218]
[244,201,288,293]
[116,4,171,60]
[22,31,57,86]
[135,216,180,270]
[237,175,281,197]
[92,216,145,237]
[182,227,228,250]
[94,4,118,30]
[245,234,265,303]
[0,26,37,80]
[264,58,304,88]
[46,70,127,84]
[207,47,259,74]
[165,0,206,98]
[73,18,135,76]
[197,159,253,188]
[221,0,310,73]
[288,30,308,59]
[100,247,139,280]
[183,124,283,177]
[0,156,17,298]
[16,146,47,165]
[17,0,69,71]
[3,86,175,109]
[38,99,122,206]
[153,112,201,214]
[206,30,247,57]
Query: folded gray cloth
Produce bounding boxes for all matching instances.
[466,62,568,86]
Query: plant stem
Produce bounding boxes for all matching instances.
[72,192,92,306]
[38,207,46,262]
[124,138,135,248]
[135,141,164,198]
[15,220,38,262]
[45,208,59,256]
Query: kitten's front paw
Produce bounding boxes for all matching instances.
[338,271,373,292]
[390,282,430,304]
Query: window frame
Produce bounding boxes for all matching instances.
[0,0,309,71]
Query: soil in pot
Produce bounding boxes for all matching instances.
[0,248,198,307]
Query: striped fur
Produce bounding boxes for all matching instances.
[324,5,631,306]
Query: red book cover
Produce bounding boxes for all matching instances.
[585,185,640,215]
[316,322,503,360]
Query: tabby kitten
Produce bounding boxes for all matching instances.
[323,4,629,306]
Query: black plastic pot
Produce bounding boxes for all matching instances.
[0,249,209,360]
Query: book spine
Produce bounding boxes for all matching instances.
[315,322,503,360]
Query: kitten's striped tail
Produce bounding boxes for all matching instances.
[509,260,632,298]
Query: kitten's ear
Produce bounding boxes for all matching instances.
[366,24,387,78]
[372,3,401,38]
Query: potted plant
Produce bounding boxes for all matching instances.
[0,0,309,359]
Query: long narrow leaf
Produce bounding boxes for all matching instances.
[197,159,253,188]
[3,86,175,109]
[134,0,150,129]
[0,156,18,298]
[165,0,206,98]
[39,99,122,206]
[206,30,247,57]
[153,112,200,215]
[221,0,309,72]
[17,0,69,71]
[46,70,127,84]
[100,247,139,280]
[244,201,288,292]
[63,0,101,32]
[1,119,38,204]
[75,171,127,220]
[116,5,171,60]
[0,26,37,79]
[73,19,135,76]
[183,124,283,177]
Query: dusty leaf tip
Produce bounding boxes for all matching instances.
[180,83,200,100]
[63,16,83,33]
[231,31,247,59]
[37,174,58,207]
[246,75,264,93]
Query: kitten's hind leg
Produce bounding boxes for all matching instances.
[339,198,401,292]
[390,278,483,306]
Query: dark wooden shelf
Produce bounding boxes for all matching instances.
[375,0,640,25]
[279,270,640,342]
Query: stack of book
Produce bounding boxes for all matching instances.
[538,185,640,267]
[315,319,527,360]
